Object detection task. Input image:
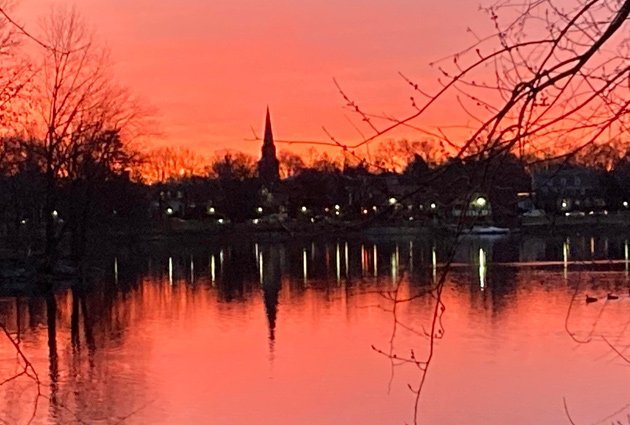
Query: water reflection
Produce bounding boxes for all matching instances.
[478,248,486,290]
[2,234,630,424]
[261,244,282,344]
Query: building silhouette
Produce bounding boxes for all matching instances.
[257,107,280,186]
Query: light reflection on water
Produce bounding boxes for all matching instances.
[1,234,630,424]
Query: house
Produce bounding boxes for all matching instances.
[532,165,606,213]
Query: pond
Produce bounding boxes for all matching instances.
[1,233,630,424]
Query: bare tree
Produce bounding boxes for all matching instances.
[278,150,305,178]
[325,1,629,423]
[11,7,143,268]
[209,150,257,180]
[373,139,443,172]
[142,146,210,183]
[0,2,33,132]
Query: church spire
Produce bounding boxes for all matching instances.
[258,107,280,185]
[264,107,273,147]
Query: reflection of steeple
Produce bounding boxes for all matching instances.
[262,246,282,344]
[257,107,280,186]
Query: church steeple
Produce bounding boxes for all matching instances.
[258,107,280,185]
[264,107,274,147]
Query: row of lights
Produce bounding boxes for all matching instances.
[561,199,629,210]
[176,198,484,219]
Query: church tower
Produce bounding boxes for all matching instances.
[257,107,280,185]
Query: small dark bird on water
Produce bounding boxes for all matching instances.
[607,293,619,300]
[585,295,598,303]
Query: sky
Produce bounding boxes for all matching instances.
[16,0,495,157]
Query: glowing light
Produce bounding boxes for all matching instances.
[475,196,487,208]
[190,255,194,283]
[432,246,437,283]
[479,248,486,290]
[301,206,307,213]
[211,255,216,283]
[256,207,263,214]
[373,244,378,277]
[361,244,367,276]
[208,207,215,214]
[114,257,118,285]
[430,203,437,209]
[391,252,397,283]
[253,218,260,224]
[20,219,27,225]
[168,257,173,285]
[258,252,264,285]
[336,243,341,283]
[334,204,340,211]
[303,248,308,283]
[625,240,628,276]
[217,218,224,224]
[52,210,59,219]
[166,207,173,216]
[624,201,629,208]
[388,197,397,205]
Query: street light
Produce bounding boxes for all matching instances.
[301,206,307,213]
[256,207,263,214]
[430,203,437,210]
[388,197,397,205]
[166,207,173,216]
[208,207,215,214]
[474,196,487,208]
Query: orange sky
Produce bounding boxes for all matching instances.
[16,0,494,157]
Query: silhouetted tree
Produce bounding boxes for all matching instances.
[210,151,256,181]
[10,8,143,268]
[278,150,304,178]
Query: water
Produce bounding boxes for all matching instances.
[1,234,630,424]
